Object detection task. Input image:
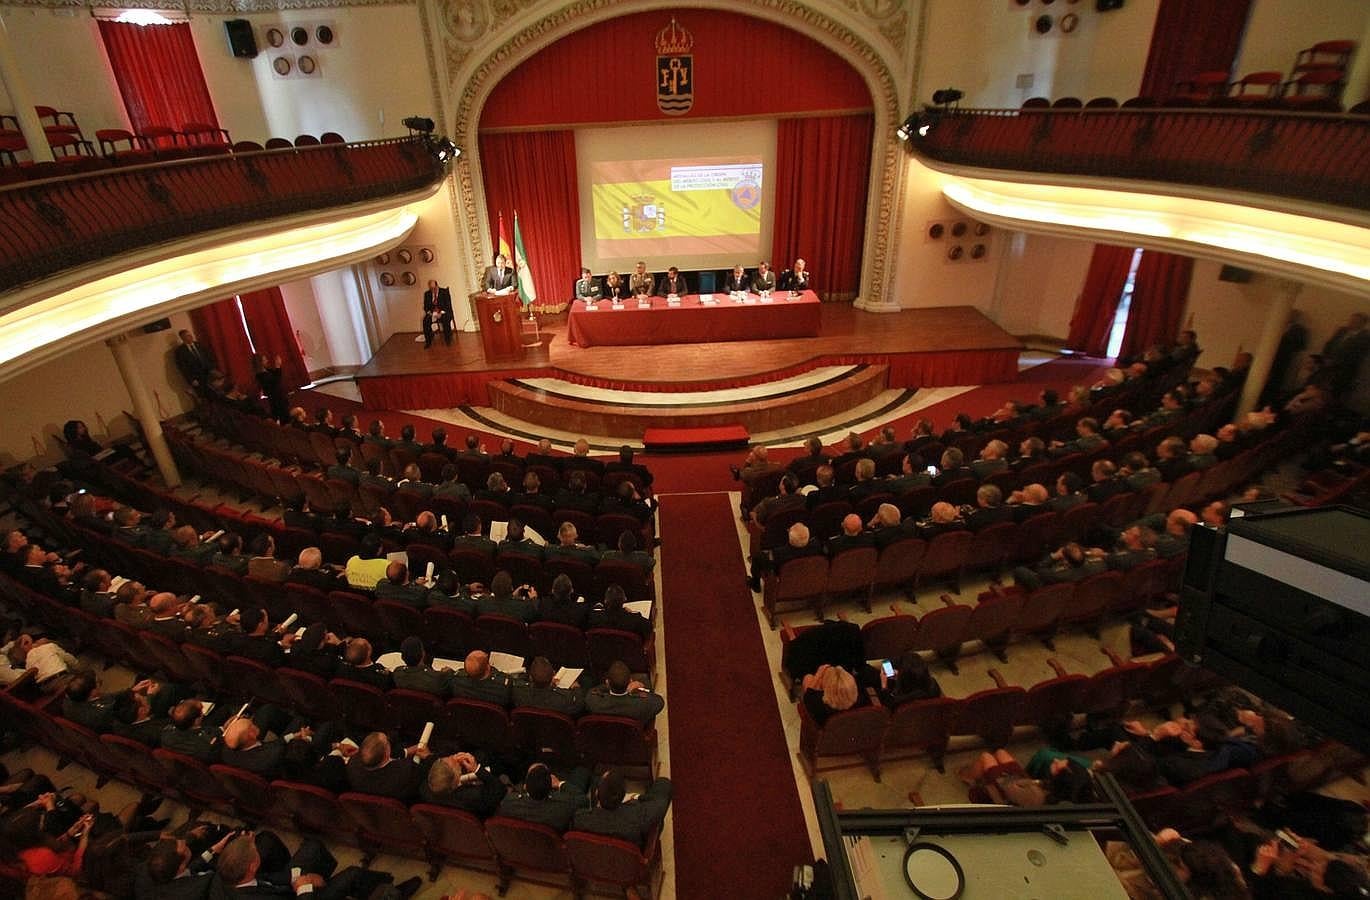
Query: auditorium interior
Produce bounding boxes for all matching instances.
[1,0,1369,898]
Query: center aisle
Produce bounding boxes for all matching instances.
[657,492,812,899]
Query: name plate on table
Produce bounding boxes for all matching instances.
[637,299,652,309]
[666,293,679,302]
[759,296,774,304]
[611,302,625,310]
[743,297,757,304]
[698,294,715,304]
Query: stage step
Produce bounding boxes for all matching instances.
[642,425,751,452]
[486,364,890,439]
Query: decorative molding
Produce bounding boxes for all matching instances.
[0,0,416,10]
[445,0,904,310]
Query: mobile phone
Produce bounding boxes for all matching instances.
[188,594,201,605]
[425,561,435,582]
[291,867,302,882]
[881,660,895,678]
[926,465,939,476]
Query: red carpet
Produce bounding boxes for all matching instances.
[657,493,811,899]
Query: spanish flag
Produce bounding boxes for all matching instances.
[495,212,512,263]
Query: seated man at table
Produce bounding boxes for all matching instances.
[752,261,777,294]
[629,261,655,297]
[724,264,750,294]
[574,267,601,301]
[779,257,811,292]
[657,266,687,297]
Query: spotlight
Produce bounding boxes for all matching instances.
[896,112,919,142]
[931,88,964,107]
[402,116,435,134]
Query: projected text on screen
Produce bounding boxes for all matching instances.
[591,156,763,260]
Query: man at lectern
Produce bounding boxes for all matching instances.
[484,254,516,293]
[779,258,811,292]
[575,267,601,301]
[421,279,454,349]
[752,261,777,294]
[658,266,687,297]
[724,264,750,294]
[629,261,655,297]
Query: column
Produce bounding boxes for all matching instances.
[0,14,55,164]
[1236,280,1302,417]
[107,334,181,487]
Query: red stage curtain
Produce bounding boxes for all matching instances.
[190,299,255,393]
[238,287,309,389]
[98,20,219,133]
[770,114,873,300]
[1138,0,1253,99]
[480,10,869,129]
[478,130,582,305]
[1119,252,1194,359]
[1065,245,1137,357]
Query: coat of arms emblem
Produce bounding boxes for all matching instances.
[656,19,693,116]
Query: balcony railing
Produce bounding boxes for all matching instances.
[907,106,1370,214]
[0,136,446,293]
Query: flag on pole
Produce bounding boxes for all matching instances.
[512,211,538,308]
[496,212,512,265]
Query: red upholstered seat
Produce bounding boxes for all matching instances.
[484,817,573,885]
[411,804,500,874]
[883,696,958,771]
[511,707,578,765]
[566,828,661,898]
[797,696,888,780]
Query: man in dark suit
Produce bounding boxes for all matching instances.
[585,661,663,724]
[219,714,305,777]
[450,650,512,705]
[419,279,453,349]
[964,484,1014,531]
[215,833,407,900]
[572,770,673,847]
[325,448,359,485]
[160,698,230,763]
[751,260,777,294]
[374,561,431,608]
[62,669,141,733]
[173,329,218,395]
[724,264,749,294]
[656,266,687,297]
[779,257,811,292]
[1087,460,1129,503]
[338,638,393,690]
[826,513,876,555]
[421,751,506,817]
[140,835,230,900]
[392,636,453,696]
[574,267,601,301]
[484,254,516,292]
[345,732,434,801]
[497,763,591,831]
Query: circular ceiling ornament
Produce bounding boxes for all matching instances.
[272,56,292,76]
[315,24,334,45]
[265,27,285,48]
[396,248,413,264]
[379,272,396,286]
[1061,12,1080,32]
[375,252,391,265]
[291,26,309,46]
[1036,14,1054,33]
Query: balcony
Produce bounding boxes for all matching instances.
[0,136,447,295]
[907,106,1369,216]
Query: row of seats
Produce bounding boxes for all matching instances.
[779,557,1183,680]
[1021,88,1365,114]
[2,574,656,769]
[0,686,658,896]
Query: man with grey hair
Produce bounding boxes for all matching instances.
[749,521,821,591]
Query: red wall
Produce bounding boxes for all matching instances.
[479,9,871,130]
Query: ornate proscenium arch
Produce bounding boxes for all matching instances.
[443,0,906,310]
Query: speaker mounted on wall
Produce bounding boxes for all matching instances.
[224,19,258,59]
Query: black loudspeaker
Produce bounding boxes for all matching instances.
[1218,265,1254,283]
[141,318,172,334]
[225,19,258,59]
[1096,0,1125,10]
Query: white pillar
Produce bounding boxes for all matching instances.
[107,334,181,487]
[1237,280,1302,417]
[0,14,54,164]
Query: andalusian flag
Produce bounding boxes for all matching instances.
[496,212,512,264]
[512,211,538,307]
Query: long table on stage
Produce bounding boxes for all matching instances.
[566,290,822,347]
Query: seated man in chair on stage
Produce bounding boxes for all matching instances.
[420,279,454,349]
[657,266,687,297]
[575,267,600,302]
[779,257,811,293]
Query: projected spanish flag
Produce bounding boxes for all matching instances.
[591,156,763,258]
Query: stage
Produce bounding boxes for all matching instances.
[353,304,1022,412]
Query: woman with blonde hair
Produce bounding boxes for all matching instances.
[801,663,862,725]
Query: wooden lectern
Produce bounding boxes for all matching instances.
[470,291,523,361]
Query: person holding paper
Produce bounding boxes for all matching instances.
[449,650,512,706]
[497,763,592,831]
[345,732,434,802]
[587,584,652,639]
[339,638,394,690]
[724,264,750,293]
[779,257,811,292]
[751,260,777,294]
[512,656,585,717]
[656,266,687,297]
[544,522,600,566]
[629,260,655,297]
[585,661,663,724]
[574,267,601,301]
[537,574,588,628]
[483,254,516,293]
[374,562,433,608]
[572,769,674,847]
[160,698,233,764]
[392,636,454,696]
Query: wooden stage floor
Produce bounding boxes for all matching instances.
[355,304,1021,387]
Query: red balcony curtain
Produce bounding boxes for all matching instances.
[1065,245,1136,357]
[771,113,874,301]
[1138,0,1253,99]
[190,299,255,393]
[238,288,309,389]
[1119,252,1194,359]
[98,20,219,133]
[478,130,581,305]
